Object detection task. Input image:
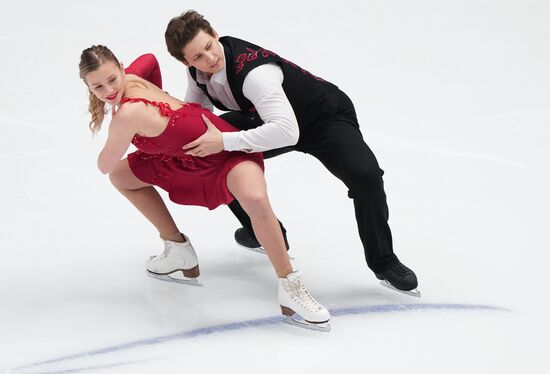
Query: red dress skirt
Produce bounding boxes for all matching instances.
[124,98,263,210]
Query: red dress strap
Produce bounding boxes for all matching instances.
[120,97,175,117]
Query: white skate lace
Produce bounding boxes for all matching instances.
[287,278,323,313]
[150,242,171,263]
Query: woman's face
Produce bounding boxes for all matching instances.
[85,61,125,105]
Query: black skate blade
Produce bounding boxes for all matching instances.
[380,280,421,297]
[146,270,203,287]
[283,315,331,332]
[237,243,295,260]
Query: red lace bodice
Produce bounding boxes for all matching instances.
[119,97,177,117]
[121,53,264,210]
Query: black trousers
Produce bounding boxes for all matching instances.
[221,94,397,273]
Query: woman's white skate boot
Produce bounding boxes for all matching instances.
[145,234,201,286]
[278,271,330,332]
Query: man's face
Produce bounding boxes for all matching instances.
[182,29,224,75]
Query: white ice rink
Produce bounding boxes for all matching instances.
[1,1,549,373]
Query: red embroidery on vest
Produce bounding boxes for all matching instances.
[235,48,276,74]
[234,48,324,81]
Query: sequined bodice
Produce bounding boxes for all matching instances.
[122,54,264,211]
[119,97,237,166]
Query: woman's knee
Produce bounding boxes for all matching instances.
[108,160,135,190]
[238,190,271,215]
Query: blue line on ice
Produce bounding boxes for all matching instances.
[17,303,509,371]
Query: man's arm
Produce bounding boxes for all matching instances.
[184,64,299,157]
[184,70,214,111]
[222,63,299,153]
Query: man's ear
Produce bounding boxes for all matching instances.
[182,59,191,67]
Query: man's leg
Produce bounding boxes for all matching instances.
[301,119,418,291]
[221,112,291,250]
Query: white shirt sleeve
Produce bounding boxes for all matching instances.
[184,70,214,112]
[222,63,299,153]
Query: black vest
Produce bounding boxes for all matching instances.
[189,36,345,134]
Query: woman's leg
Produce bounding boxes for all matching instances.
[108,159,183,243]
[226,161,293,278]
[227,161,330,326]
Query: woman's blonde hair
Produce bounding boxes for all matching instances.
[79,45,121,133]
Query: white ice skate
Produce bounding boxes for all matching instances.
[145,235,202,286]
[278,271,331,332]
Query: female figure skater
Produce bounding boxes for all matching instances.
[79,45,329,331]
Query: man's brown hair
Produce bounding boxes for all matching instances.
[165,10,215,63]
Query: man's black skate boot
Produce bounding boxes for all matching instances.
[234,227,290,250]
[375,261,418,291]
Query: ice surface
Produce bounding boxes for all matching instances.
[1,1,549,373]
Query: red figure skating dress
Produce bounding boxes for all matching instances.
[123,54,263,210]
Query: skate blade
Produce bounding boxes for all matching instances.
[283,316,331,332]
[238,244,295,260]
[380,280,421,297]
[146,271,203,287]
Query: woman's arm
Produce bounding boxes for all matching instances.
[125,54,163,88]
[97,107,140,174]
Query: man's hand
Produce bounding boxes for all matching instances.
[183,114,224,157]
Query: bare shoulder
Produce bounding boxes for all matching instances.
[126,74,149,88]
[110,103,144,133]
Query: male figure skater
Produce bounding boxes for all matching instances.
[164,10,420,295]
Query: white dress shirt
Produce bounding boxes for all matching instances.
[184,44,299,153]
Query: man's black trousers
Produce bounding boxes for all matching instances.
[221,95,398,273]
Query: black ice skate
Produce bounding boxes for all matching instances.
[375,261,421,297]
[234,227,293,259]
